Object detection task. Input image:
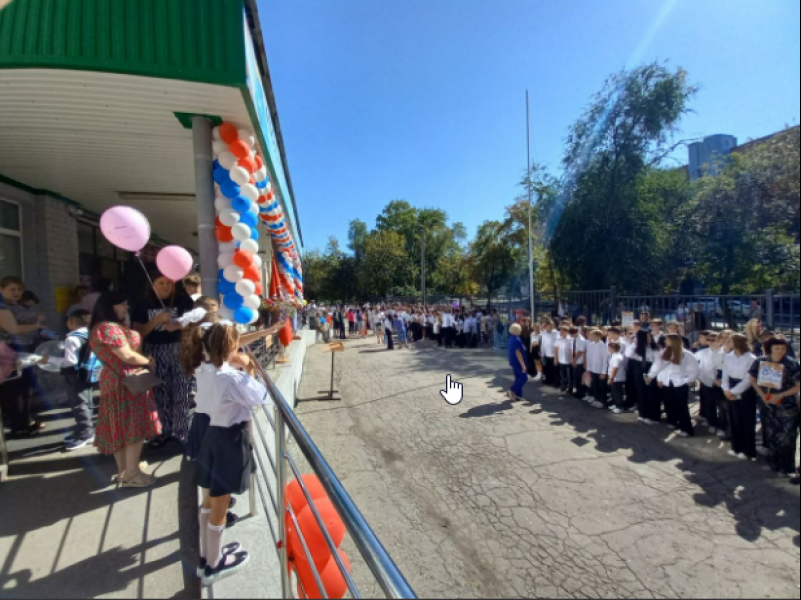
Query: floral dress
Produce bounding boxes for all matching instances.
[91,322,162,455]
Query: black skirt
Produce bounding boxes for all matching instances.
[194,422,254,497]
[187,412,211,461]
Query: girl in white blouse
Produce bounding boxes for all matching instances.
[649,334,699,436]
[194,324,269,585]
[722,334,758,460]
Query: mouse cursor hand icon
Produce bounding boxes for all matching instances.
[440,375,464,406]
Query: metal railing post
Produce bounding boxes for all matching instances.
[249,421,258,518]
[275,408,292,599]
[765,289,775,330]
[610,286,618,325]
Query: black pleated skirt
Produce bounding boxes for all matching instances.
[194,422,253,497]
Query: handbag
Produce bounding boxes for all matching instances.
[123,370,163,396]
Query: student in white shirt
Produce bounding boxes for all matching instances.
[653,334,700,437]
[608,342,628,414]
[195,323,268,585]
[629,330,662,425]
[585,330,610,409]
[529,324,544,383]
[649,319,666,348]
[554,326,573,395]
[569,326,587,399]
[722,334,758,460]
[540,320,559,387]
[695,332,726,435]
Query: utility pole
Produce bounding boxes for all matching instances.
[421,226,427,307]
[526,91,535,320]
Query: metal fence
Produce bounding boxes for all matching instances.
[244,346,417,599]
[483,289,800,351]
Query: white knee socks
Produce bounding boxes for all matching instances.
[199,509,211,561]
[206,523,226,570]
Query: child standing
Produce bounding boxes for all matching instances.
[569,326,586,399]
[195,324,267,585]
[695,332,725,434]
[540,320,559,387]
[529,324,544,382]
[42,310,100,451]
[608,342,628,414]
[655,334,701,437]
[722,334,758,460]
[585,330,610,409]
[555,327,573,395]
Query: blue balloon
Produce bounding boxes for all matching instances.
[223,293,245,310]
[234,306,255,325]
[256,181,267,190]
[221,182,241,199]
[219,278,236,296]
[250,228,260,241]
[239,211,258,228]
[213,160,221,170]
[213,167,231,186]
[232,196,252,213]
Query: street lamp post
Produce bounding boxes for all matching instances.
[526,91,535,321]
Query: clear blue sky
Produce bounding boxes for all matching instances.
[258,0,801,252]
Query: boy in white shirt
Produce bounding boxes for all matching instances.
[585,330,610,409]
[569,327,587,399]
[540,320,559,387]
[608,342,628,414]
[555,327,573,395]
[696,332,726,435]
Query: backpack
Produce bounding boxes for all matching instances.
[64,331,102,384]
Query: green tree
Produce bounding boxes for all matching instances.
[470,221,519,308]
[348,219,369,260]
[358,231,409,298]
[550,62,698,291]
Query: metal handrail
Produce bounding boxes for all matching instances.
[246,348,417,600]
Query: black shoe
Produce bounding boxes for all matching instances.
[202,551,250,586]
[197,543,242,577]
[226,511,239,529]
[229,497,237,510]
[791,475,800,486]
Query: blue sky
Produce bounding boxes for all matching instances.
[258,0,801,252]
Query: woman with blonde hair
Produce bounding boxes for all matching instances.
[722,333,758,460]
[654,333,700,437]
[744,319,763,355]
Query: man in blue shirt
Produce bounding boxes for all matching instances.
[507,323,529,402]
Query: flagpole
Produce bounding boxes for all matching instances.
[526,91,535,321]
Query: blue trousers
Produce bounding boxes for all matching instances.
[511,367,528,397]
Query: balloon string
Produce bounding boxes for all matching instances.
[136,254,168,311]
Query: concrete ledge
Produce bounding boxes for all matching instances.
[203,329,316,600]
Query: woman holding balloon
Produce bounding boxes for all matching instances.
[132,266,194,448]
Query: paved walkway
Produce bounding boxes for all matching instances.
[0,398,199,600]
[296,338,801,599]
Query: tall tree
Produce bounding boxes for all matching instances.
[549,62,698,291]
[358,231,409,299]
[347,219,369,260]
[470,221,519,308]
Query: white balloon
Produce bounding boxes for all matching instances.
[218,240,238,254]
[212,126,222,141]
[235,279,256,297]
[217,253,236,269]
[219,209,240,227]
[231,223,252,242]
[240,184,259,203]
[218,305,234,321]
[244,294,261,311]
[223,265,244,283]
[249,201,260,215]
[254,168,267,183]
[214,196,232,213]
[218,151,238,172]
[265,181,273,193]
[239,239,259,254]
[212,140,229,158]
[230,166,250,186]
[238,129,256,148]
[252,254,263,269]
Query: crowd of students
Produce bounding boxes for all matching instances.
[506,316,800,484]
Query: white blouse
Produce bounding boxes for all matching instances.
[696,348,725,388]
[651,352,700,388]
[722,352,757,398]
[204,363,269,427]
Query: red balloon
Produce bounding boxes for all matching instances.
[238,157,258,174]
[216,224,234,243]
[234,251,255,269]
[285,475,328,517]
[249,177,256,185]
[254,282,264,296]
[243,265,261,282]
[257,195,269,205]
[215,215,222,227]
[219,123,239,144]
[266,190,275,201]
[255,156,264,170]
[230,140,250,160]
[289,498,346,570]
[296,550,352,600]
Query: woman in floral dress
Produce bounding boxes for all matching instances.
[90,292,162,488]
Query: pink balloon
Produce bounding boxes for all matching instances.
[100,206,151,253]
[156,246,194,282]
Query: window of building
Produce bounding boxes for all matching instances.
[0,199,23,279]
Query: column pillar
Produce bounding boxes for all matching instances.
[192,117,219,299]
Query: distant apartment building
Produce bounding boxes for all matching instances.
[687,134,739,180]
